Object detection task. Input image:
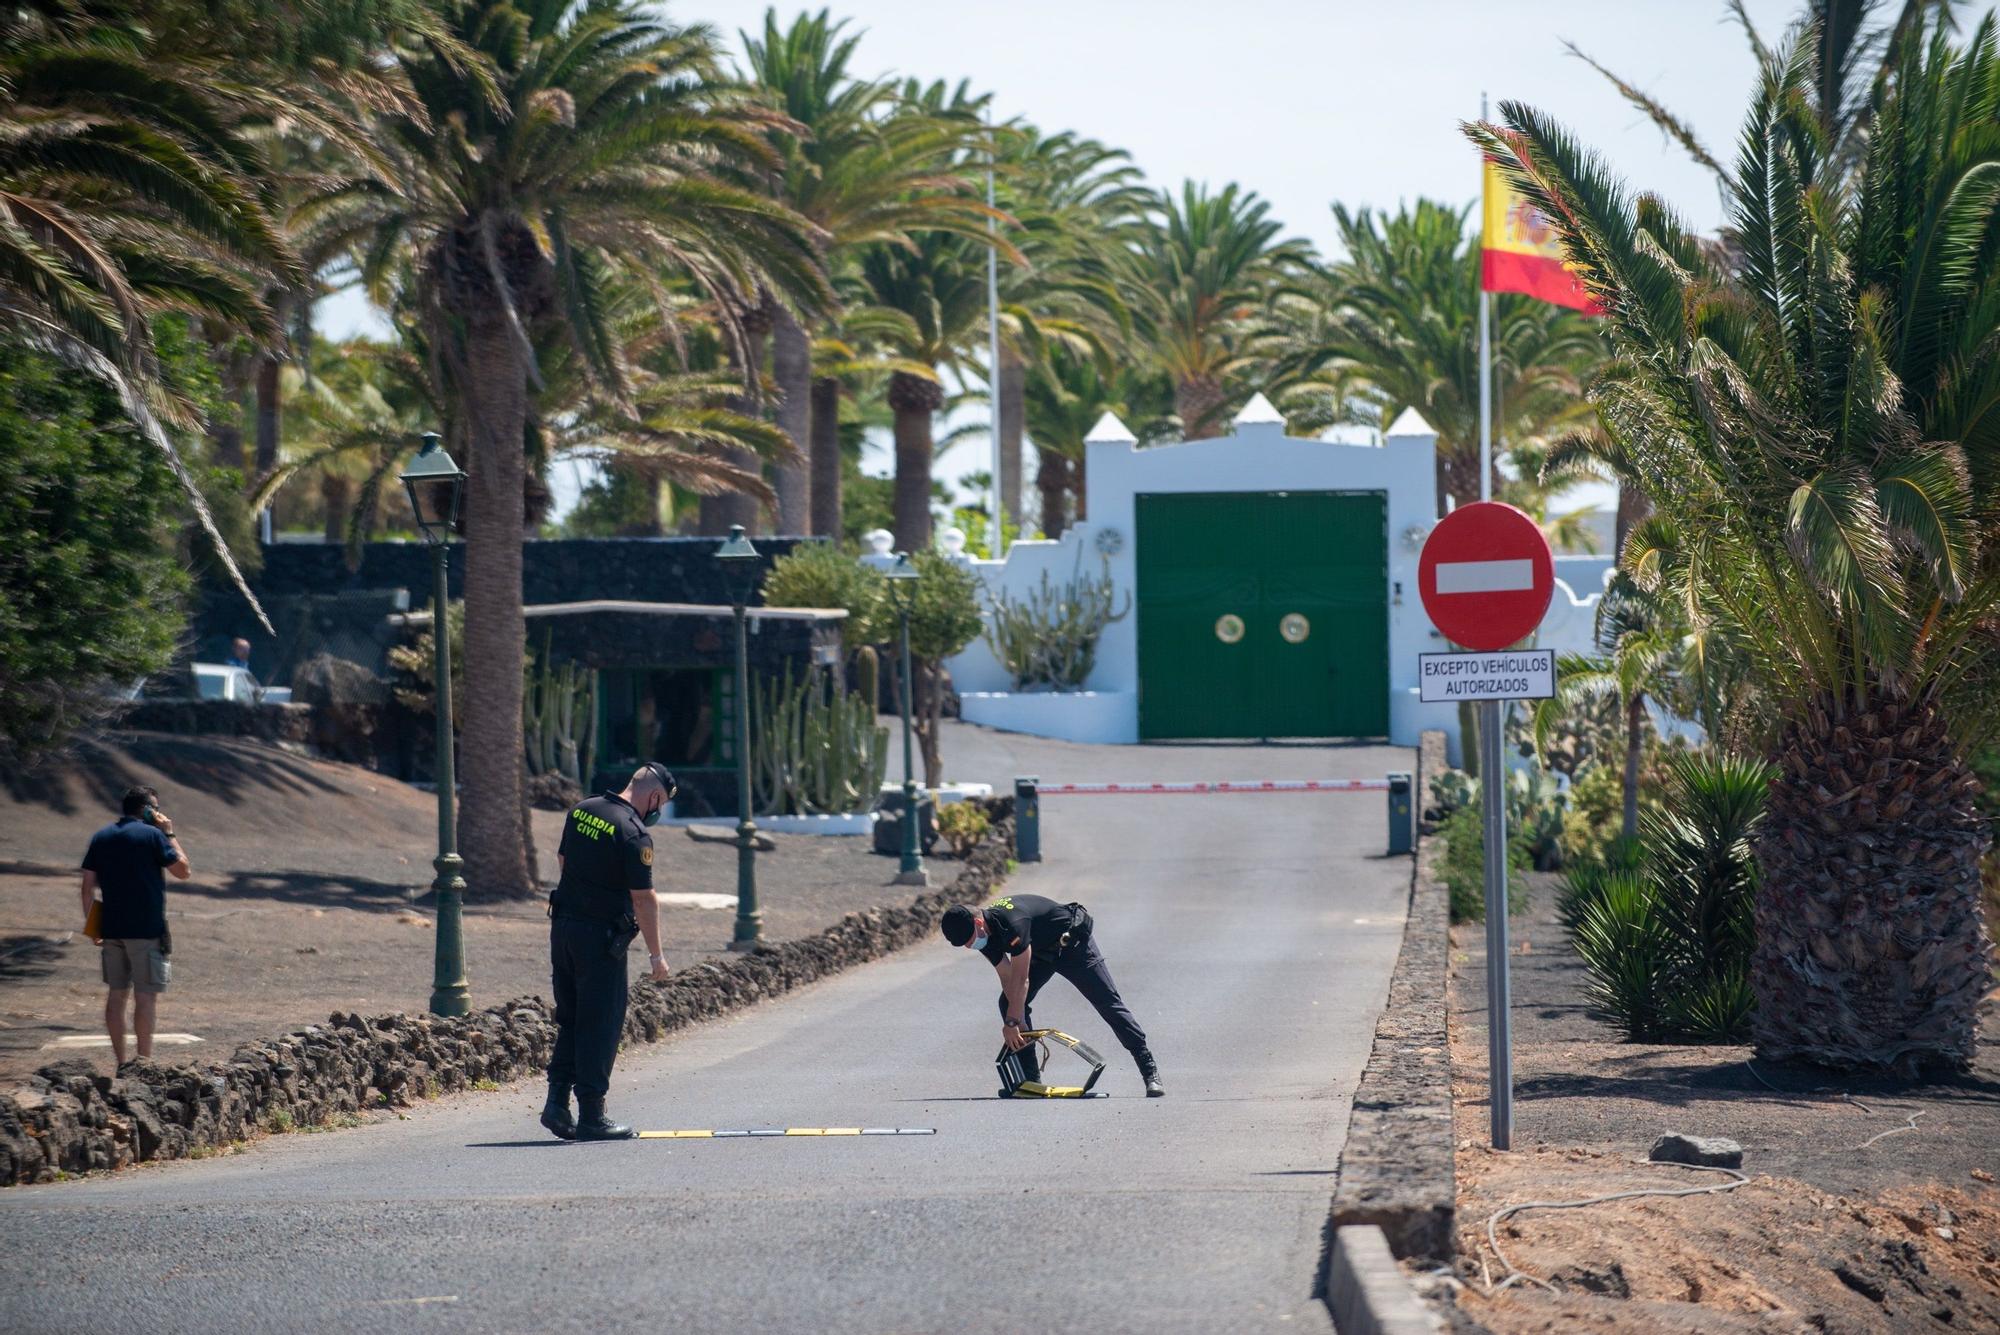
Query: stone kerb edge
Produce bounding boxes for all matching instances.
[1327,729,1456,1266]
[0,803,1016,1186]
[1330,1225,1442,1335]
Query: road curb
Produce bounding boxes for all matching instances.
[1329,1225,1439,1334]
[1329,730,1456,1262]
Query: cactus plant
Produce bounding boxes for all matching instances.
[523,632,597,789]
[983,551,1130,691]
[853,644,879,712]
[749,663,888,816]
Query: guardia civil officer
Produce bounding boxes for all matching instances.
[542,763,674,1140]
[941,894,1164,1096]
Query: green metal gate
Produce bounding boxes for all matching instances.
[1135,491,1388,740]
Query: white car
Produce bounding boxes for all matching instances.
[190,663,292,705]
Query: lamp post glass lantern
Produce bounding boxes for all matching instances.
[884,553,926,885]
[716,525,763,950]
[398,432,470,1017]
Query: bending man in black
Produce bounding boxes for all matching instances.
[941,894,1163,1097]
[542,763,674,1140]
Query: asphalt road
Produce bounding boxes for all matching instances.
[0,728,1413,1334]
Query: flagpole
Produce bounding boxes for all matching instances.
[1479,92,1492,505]
[986,108,1004,558]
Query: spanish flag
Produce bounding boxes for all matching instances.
[1481,158,1600,313]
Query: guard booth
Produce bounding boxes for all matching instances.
[946,396,1459,755]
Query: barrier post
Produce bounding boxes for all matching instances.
[1014,776,1040,862]
[1386,772,1413,856]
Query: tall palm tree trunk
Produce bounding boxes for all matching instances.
[1072,443,1087,522]
[770,303,811,534]
[889,370,940,551]
[699,327,767,537]
[320,474,351,544]
[457,315,535,900]
[1622,692,1645,840]
[998,344,1025,530]
[1752,691,1992,1074]
[1614,481,1651,557]
[1439,447,1488,515]
[1175,374,1225,441]
[254,353,282,478]
[809,376,841,537]
[1035,447,1068,538]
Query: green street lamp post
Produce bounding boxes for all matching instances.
[716,525,763,950]
[884,553,926,886]
[401,433,470,1017]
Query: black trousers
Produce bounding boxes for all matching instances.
[997,936,1149,1061]
[548,917,630,1099]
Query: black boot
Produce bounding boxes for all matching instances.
[540,1083,576,1140]
[574,1093,634,1140]
[1137,1051,1165,1098]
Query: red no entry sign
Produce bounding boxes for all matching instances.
[1418,502,1554,651]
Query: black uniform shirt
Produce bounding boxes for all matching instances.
[977,894,1078,966]
[552,792,654,922]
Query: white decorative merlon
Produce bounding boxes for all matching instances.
[1085,411,1137,445]
[1385,406,1436,438]
[1233,392,1285,427]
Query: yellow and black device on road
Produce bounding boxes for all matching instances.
[996,1029,1106,1098]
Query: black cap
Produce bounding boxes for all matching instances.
[940,904,976,947]
[642,762,678,796]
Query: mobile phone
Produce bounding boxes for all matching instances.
[141,805,158,825]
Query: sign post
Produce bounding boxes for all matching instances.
[1418,502,1557,1151]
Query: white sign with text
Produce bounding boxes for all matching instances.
[1418,649,1557,703]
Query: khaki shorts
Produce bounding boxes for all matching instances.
[102,939,170,993]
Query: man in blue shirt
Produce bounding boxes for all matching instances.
[80,786,192,1067]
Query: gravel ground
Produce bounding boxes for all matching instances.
[0,732,940,1081]
[1443,874,2000,1333]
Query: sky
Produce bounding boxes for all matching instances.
[315,1,1994,521]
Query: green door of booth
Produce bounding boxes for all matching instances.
[1135,491,1388,740]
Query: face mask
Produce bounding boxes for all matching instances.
[643,802,663,828]
[971,933,988,952]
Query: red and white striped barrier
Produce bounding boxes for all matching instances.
[1034,778,1391,796]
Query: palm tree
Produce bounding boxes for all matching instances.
[0,0,314,627]
[1130,182,1311,439]
[985,125,1149,526]
[1021,350,1172,536]
[850,226,983,550]
[316,0,827,898]
[1568,0,1952,203]
[248,337,439,557]
[1535,566,1742,840]
[738,10,1001,535]
[1473,12,2000,1073]
[1258,200,1602,512]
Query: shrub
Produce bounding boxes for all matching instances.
[1555,833,1643,935]
[1559,762,1624,863]
[935,800,990,857]
[1440,805,1529,923]
[1428,768,1476,822]
[1507,767,1567,871]
[0,336,196,761]
[1567,750,1771,1043]
[761,541,887,650]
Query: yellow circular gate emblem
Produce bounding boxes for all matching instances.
[1280,613,1310,643]
[1214,614,1245,644]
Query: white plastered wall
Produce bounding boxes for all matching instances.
[943,398,1464,759]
